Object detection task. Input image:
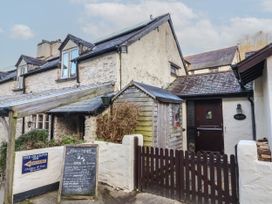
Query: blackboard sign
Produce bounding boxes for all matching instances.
[22,152,48,174]
[58,144,98,202]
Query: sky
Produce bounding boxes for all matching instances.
[0,0,272,70]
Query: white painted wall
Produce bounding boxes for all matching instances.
[222,98,253,155]
[254,56,272,146]
[94,134,143,191]
[238,140,272,204]
[12,134,143,197]
[13,146,64,195]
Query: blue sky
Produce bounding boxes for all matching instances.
[0,0,272,70]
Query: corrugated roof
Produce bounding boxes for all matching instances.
[0,82,114,116]
[48,93,114,114]
[169,71,252,98]
[113,81,182,104]
[185,46,238,71]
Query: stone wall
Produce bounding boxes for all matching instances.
[120,22,186,89]
[0,81,17,96]
[238,140,272,204]
[79,52,118,87]
[84,116,97,142]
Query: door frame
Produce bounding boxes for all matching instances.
[186,98,224,153]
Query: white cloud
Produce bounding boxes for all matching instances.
[262,0,272,12]
[73,0,272,55]
[10,24,34,40]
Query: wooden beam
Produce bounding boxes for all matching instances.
[4,111,17,204]
[12,84,113,118]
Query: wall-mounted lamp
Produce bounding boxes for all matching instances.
[236,104,242,114]
[27,120,33,128]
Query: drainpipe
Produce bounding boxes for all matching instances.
[118,48,122,90]
[248,95,256,140]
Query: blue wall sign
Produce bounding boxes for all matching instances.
[22,152,48,174]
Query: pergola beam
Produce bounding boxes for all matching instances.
[3,83,114,203]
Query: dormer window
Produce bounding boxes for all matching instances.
[17,65,27,89]
[61,48,79,79]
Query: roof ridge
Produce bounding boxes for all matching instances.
[94,13,169,45]
[185,45,238,59]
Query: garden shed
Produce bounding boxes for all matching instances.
[112,81,183,149]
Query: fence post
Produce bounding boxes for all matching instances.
[134,137,139,190]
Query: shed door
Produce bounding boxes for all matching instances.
[157,103,170,148]
[195,100,224,153]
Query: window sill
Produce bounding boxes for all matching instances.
[55,76,77,83]
[12,88,24,92]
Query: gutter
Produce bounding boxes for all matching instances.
[248,95,256,140]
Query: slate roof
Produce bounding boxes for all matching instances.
[59,34,94,51]
[77,13,186,69]
[0,70,17,84]
[15,55,46,67]
[48,93,114,115]
[185,46,238,71]
[169,71,253,98]
[23,57,60,76]
[113,81,182,104]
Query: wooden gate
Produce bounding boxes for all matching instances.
[135,145,239,204]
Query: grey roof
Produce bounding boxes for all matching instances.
[48,93,114,115]
[16,55,46,67]
[185,46,238,71]
[76,13,186,68]
[0,82,114,116]
[59,34,94,51]
[23,57,60,76]
[169,71,253,98]
[113,81,182,104]
[0,70,17,84]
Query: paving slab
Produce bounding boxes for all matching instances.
[12,184,184,204]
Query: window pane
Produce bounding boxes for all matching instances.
[38,114,43,129]
[62,52,69,78]
[70,49,79,76]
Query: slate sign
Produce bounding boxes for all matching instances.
[59,145,98,200]
[22,152,48,174]
[234,113,246,120]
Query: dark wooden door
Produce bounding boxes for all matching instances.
[195,100,224,153]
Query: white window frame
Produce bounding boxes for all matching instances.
[17,65,27,89]
[31,114,50,130]
[61,48,79,79]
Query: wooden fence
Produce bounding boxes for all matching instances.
[135,145,239,204]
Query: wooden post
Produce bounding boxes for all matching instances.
[4,111,17,204]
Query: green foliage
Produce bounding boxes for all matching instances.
[0,130,83,179]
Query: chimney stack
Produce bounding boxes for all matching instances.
[37,39,62,60]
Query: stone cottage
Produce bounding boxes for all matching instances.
[185,46,240,75]
[0,13,187,143]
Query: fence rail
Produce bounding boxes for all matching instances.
[135,145,239,204]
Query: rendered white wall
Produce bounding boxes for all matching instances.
[12,134,143,196]
[222,98,253,155]
[13,146,64,195]
[254,56,272,146]
[94,134,143,191]
[238,140,272,204]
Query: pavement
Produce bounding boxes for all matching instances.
[0,184,184,204]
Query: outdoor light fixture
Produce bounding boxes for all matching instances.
[236,104,242,114]
[27,120,33,128]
